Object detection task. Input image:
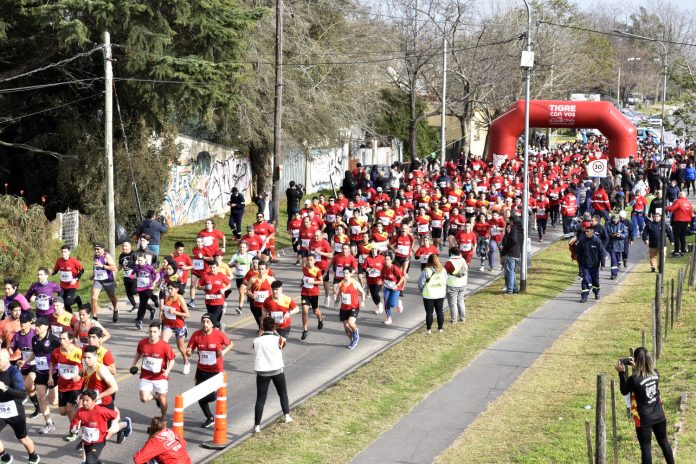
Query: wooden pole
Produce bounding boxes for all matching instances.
[596,374,607,464]
[676,268,683,321]
[654,274,662,360]
[586,419,594,464]
[664,282,669,342]
[271,0,284,225]
[611,379,619,464]
[641,330,646,349]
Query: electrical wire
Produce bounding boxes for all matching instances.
[0,78,103,94]
[539,20,696,48]
[0,92,104,125]
[0,46,104,84]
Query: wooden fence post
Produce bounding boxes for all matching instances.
[596,374,607,464]
[586,419,594,464]
[654,273,662,360]
[676,268,684,321]
[689,245,696,287]
[611,379,618,464]
[664,282,670,343]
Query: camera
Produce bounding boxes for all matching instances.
[620,357,633,367]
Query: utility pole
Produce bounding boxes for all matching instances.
[616,66,621,109]
[520,1,533,293]
[271,0,284,225]
[439,31,447,167]
[103,31,115,258]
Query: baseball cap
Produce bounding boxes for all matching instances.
[213,249,224,257]
[54,296,64,305]
[94,243,105,249]
[20,312,34,324]
[304,199,311,205]
[376,186,383,191]
[35,317,50,327]
[201,313,213,322]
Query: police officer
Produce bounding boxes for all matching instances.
[227,187,246,240]
[575,224,606,303]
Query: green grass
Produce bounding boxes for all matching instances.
[436,252,696,463]
[212,240,579,464]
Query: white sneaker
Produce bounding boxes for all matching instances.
[384,317,392,325]
[39,423,55,434]
[376,302,384,314]
[253,425,261,433]
[426,329,432,335]
[222,302,228,315]
[397,300,403,313]
[182,363,191,375]
[284,414,293,423]
[479,266,484,272]
[324,296,331,306]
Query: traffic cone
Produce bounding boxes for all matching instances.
[202,373,228,449]
[172,395,184,439]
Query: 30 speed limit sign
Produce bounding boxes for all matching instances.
[586,159,608,178]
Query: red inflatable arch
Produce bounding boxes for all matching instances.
[487,100,637,169]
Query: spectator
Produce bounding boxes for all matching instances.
[132,416,191,464]
[227,187,246,239]
[254,191,276,223]
[444,247,468,323]
[666,191,694,256]
[501,215,523,294]
[285,181,304,228]
[641,212,674,272]
[135,210,167,256]
[418,254,447,334]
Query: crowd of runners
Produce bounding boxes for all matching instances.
[0,131,694,463]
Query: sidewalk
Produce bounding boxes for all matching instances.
[352,240,649,464]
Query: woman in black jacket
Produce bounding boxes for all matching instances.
[615,347,675,464]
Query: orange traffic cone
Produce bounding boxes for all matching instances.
[172,395,184,439]
[202,373,228,449]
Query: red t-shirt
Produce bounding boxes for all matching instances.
[338,279,360,310]
[53,257,84,290]
[191,246,213,277]
[171,253,192,284]
[253,222,276,246]
[308,238,332,271]
[198,271,230,306]
[161,296,186,329]
[137,339,176,381]
[414,215,430,235]
[187,329,231,373]
[71,405,118,445]
[249,277,273,309]
[455,231,477,254]
[240,234,264,255]
[391,235,414,258]
[414,245,439,264]
[198,229,225,251]
[381,264,404,291]
[473,222,491,238]
[332,254,358,282]
[301,266,322,297]
[299,225,318,252]
[51,346,83,391]
[364,254,385,286]
[488,218,506,243]
[263,295,297,330]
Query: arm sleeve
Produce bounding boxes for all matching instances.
[5,367,27,400]
[618,372,632,396]
[132,438,162,464]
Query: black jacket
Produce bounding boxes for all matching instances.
[228,192,246,214]
[575,234,605,269]
[135,219,168,245]
[641,220,674,248]
[619,370,666,427]
[501,223,523,259]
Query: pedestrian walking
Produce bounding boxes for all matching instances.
[615,348,675,464]
[252,317,292,433]
[641,212,674,272]
[135,210,168,257]
[575,225,605,302]
[666,191,694,256]
[605,213,628,279]
[227,187,246,240]
[418,254,447,334]
[501,216,523,294]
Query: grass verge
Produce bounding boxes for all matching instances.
[212,240,578,464]
[436,254,696,464]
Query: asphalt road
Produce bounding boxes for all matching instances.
[5,228,560,464]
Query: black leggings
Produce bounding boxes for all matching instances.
[423,298,445,330]
[196,370,219,420]
[635,420,675,464]
[123,278,137,308]
[61,288,83,313]
[255,372,290,426]
[685,179,696,196]
[136,289,154,322]
[672,221,688,254]
[368,284,382,305]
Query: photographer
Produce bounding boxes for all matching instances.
[135,210,168,257]
[615,348,675,464]
[132,416,191,464]
[285,181,304,228]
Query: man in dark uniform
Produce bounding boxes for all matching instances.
[575,225,606,303]
[227,187,246,240]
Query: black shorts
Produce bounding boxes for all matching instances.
[59,390,80,407]
[394,256,408,266]
[431,228,442,239]
[301,295,319,310]
[321,270,330,282]
[277,327,290,339]
[339,309,359,321]
[299,250,310,258]
[0,411,28,439]
[235,278,244,289]
[34,371,57,386]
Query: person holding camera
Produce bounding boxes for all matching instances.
[285,181,305,228]
[615,348,675,464]
[132,416,191,464]
[135,210,168,257]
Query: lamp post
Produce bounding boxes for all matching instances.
[658,158,672,276]
[519,0,533,293]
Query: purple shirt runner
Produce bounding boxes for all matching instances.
[25,281,61,316]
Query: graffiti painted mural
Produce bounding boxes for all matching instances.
[308,147,347,192]
[163,136,252,227]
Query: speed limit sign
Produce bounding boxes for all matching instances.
[586,159,607,178]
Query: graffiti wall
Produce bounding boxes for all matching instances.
[307,146,347,192]
[163,135,252,227]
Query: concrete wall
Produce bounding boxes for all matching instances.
[162,135,252,227]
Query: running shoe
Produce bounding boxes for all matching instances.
[112,310,119,323]
[347,339,357,349]
[0,453,12,464]
[352,328,359,343]
[222,302,228,315]
[426,329,432,335]
[201,417,214,428]
[129,305,137,312]
[254,425,261,433]
[28,409,41,419]
[397,300,403,313]
[183,363,191,375]
[149,307,156,320]
[188,300,196,309]
[27,455,40,464]
[317,318,324,330]
[135,320,142,331]
[301,330,308,341]
[284,414,293,423]
[64,432,79,442]
[479,266,484,272]
[39,423,55,434]
[376,302,384,314]
[123,417,132,437]
[235,306,243,315]
[384,317,392,325]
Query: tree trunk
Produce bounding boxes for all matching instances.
[249,143,274,198]
[409,84,418,160]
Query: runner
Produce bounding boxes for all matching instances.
[429,201,445,249]
[29,318,60,434]
[170,242,193,299]
[3,279,31,317]
[0,348,41,463]
[130,323,176,417]
[488,210,506,271]
[308,229,332,305]
[253,214,277,262]
[414,235,438,271]
[336,266,364,349]
[133,253,160,331]
[90,243,119,322]
[0,303,21,351]
[246,262,275,329]
[47,331,83,441]
[262,281,299,340]
[81,345,118,411]
[331,243,358,310]
[189,236,213,308]
[25,268,60,318]
[160,281,191,375]
[390,225,414,275]
[228,241,254,315]
[452,222,476,265]
[198,219,226,253]
[86,327,117,376]
[12,312,40,418]
[51,245,84,313]
[287,212,302,265]
[363,246,386,314]
[186,314,233,428]
[118,241,138,313]
[74,305,111,347]
[240,225,265,261]
[132,416,191,463]
[473,213,491,272]
[70,389,131,464]
[197,260,231,330]
[381,253,406,325]
[299,255,324,340]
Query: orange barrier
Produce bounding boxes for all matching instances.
[202,372,229,449]
[172,395,184,439]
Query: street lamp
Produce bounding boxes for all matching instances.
[658,157,672,275]
[520,0,533,293]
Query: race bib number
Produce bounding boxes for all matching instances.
[368,268,380,278]
[326,214,336,222]
[380,217,391,225]
[655,208,662,215]
[333,242,343,253]
[350,226,361,235]
[313,251,322,262]
[199,350,216,366]
[271,311,285,324]
[36,296,50,311]
[536,208,545,216]
[21,349,33,363]
[420,254,430,264]
[341,293,352,305]
[491,227,501,236]
[431,220,442,228]
[192,259,205,270]
[460,242,472,252]
[51,325,63,336]
[384,280,397,290]
[254,290,269,303]
[417,224,429,233]
[137,275,151,288]
[301,239,310,248]
[81,426,100,443]
[335,267,344,278]
[235,267,246,278]
[162,305,177,320]
[396,245,410,256]
[0,401,18,419]
[35,356,49,371]
[202,236,214,247]
[358,254,365,264]
[124,269,134,278]
[142,356,162,373]
[448,195,458,204]
[302,276,314,289]
[205,293,220,300]
[60,271,73,283]
[291,229,300,238]
[58,363,78,380]
[94,269,108,281]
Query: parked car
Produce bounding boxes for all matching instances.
[637,127,660,144]
[648,114,663,126]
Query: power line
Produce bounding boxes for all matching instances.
[0,46,104,84]
[539,21,696,48]
[0,92,104,124]
[0,78,102,94]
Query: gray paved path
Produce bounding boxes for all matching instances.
[352,239,649,464]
